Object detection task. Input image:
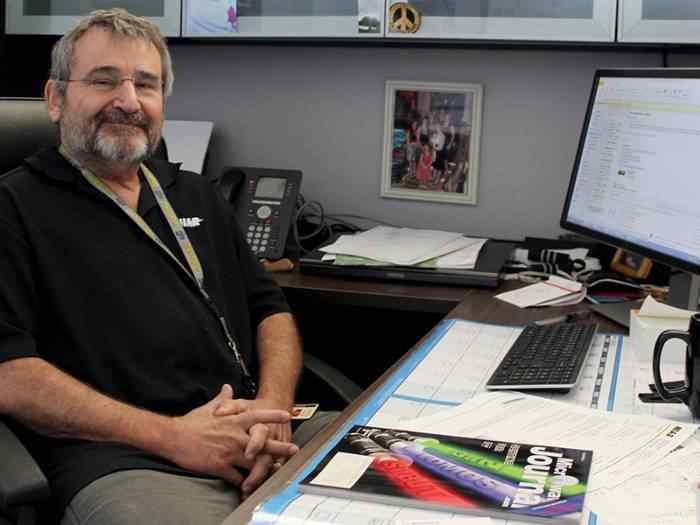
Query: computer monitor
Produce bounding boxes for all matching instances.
[561,68,700,311]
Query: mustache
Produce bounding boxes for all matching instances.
[96,109,149,130]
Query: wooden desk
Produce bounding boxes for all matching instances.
[273,268,472,314]
[224,279,624,524]
[274,269,480,391]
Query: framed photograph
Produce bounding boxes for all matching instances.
[610,248,653,279]
[381,80,482,205]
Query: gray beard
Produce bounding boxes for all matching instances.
[93,130,151,163]
[60,112,160,165]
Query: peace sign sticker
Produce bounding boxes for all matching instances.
[389,2,422,34]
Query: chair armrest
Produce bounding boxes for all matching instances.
[0,420,50,509]
[302,353,362,405]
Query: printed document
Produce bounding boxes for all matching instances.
[495,276,583,308]
[392,391,696,492]
[320,227,480,266]
[368,321,623,427]
[583,437,700,525]
[245,320,699,525]
[251,496,492,525]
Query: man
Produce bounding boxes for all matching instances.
[0,8,304,525]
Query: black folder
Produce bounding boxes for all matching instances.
[298,240,515,288]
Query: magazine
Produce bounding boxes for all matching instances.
[299,425,593,525]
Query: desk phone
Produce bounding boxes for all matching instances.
[218,167,302,260]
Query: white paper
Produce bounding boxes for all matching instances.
[393,391,697,491]
[395,516,491,525]
[629,295,696,365]
[368,322,623,428]
[584,438,700,525]
[251,494,493,525]
[430,239,488,269]
[309,452,373,489]
[494,276,582,308]
[638,295,698,319]
[535,290,587,307]
[319,227,468,266]
[331,237,487,270]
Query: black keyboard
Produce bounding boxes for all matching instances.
[486,322,598,392]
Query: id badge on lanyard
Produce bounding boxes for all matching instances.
[60,147,258,398]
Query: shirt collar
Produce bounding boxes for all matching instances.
[25,146,180,191]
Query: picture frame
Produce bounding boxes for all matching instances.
[610,248,653,279]
[380,80,482,205]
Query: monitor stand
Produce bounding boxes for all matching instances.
[667,272,700,311]
[589,299,644,329]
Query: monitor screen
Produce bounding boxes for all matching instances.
[561,69,700,279]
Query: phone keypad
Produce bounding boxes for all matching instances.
[246,222,274,256]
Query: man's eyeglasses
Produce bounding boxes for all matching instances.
[62,72,163,96]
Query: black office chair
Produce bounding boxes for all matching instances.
[0,98,57,525]
[0,99,185,525]
[0,98,360,525]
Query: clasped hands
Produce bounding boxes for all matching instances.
[166,384,298,499]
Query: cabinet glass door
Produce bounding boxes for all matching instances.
[384,0,615,42]
[183,0,384,38]
[619,0,700,43]
[5,0,181,36]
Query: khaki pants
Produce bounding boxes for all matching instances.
[61,412,338,525]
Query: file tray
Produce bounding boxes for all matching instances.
[299,240,515,288]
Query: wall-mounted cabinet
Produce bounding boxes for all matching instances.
[5,0,181,36]
[619,0,700,43]
[5,0,700,46]
[182,0,383,38]
[384,0,616,42]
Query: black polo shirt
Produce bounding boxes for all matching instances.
[0,147,290,511]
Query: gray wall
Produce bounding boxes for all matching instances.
[165,44,663,240]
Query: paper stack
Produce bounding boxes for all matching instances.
[495,275,585,308]
[319,226,488,270]
[393,391,700,525]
